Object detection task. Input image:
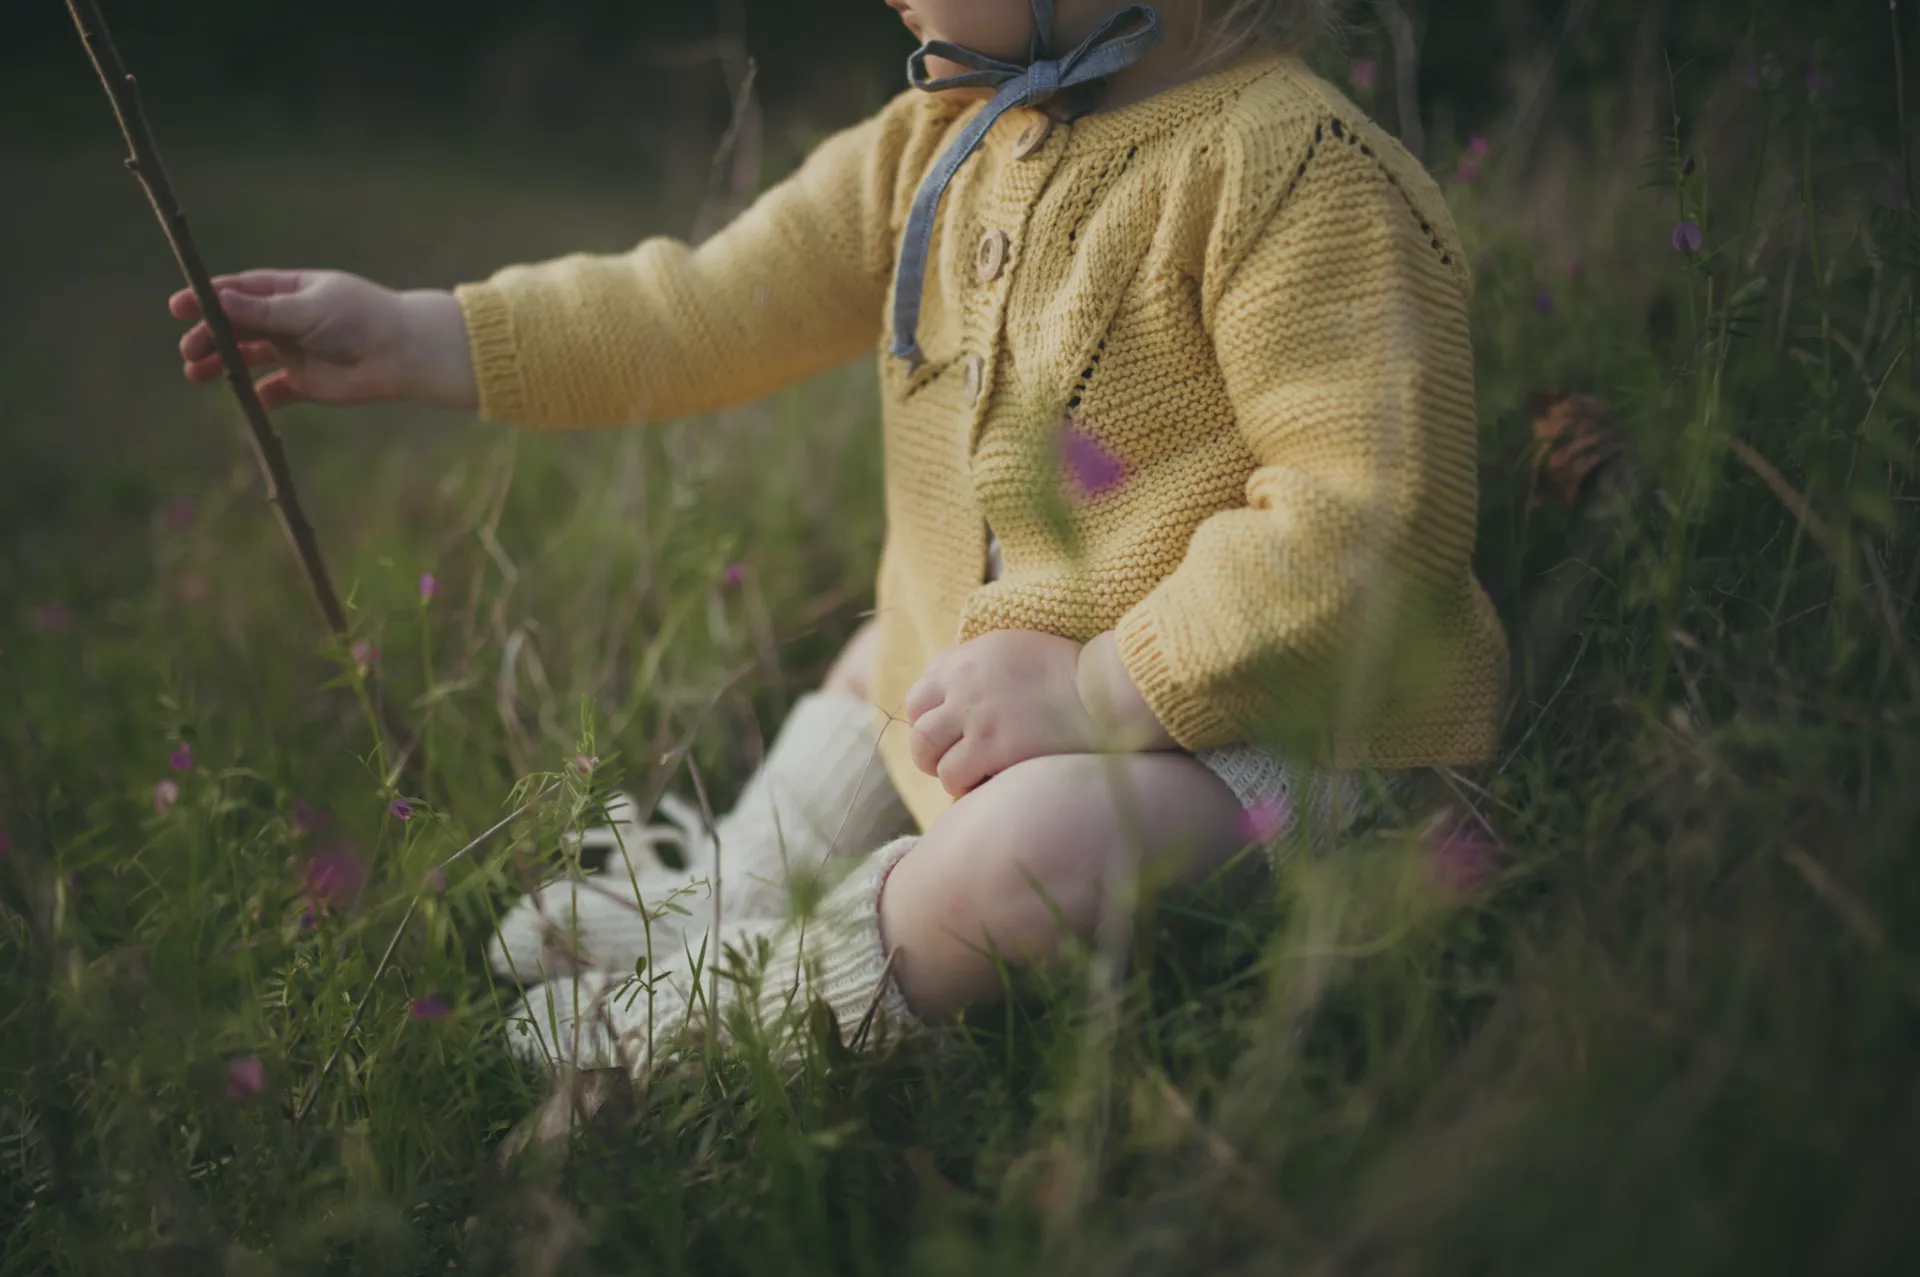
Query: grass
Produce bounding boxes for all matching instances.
[3,23,1919,1276]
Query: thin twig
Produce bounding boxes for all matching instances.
[63,0,420,781]
[293,785,559,1123]
[1723,433,1838,555]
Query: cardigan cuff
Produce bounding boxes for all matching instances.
[453,281,532,426]
[1114,604,1239,752]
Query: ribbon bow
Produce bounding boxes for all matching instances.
[890,4,1164,364]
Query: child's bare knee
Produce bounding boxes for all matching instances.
[958,756,1128,933]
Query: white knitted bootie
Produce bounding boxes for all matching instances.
[506,837,919,1076]
[489,691,912,981]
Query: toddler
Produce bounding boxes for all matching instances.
[170,0,1507,1075]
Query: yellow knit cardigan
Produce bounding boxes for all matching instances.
[456,51,1509,831]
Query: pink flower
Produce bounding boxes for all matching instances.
[29,604,73,633]
[573,754,598,775]
[290,798,327,838]
[720,563,747,590]
[1059,422,1127,500]
[169,744,194,773]
[1236,794,1294,845]
[1672,220,1704,253]
[1456,155,1480,183]
[1349,58,1376,90]
[389,798,415,822]
[226,1055,266,1100]
[1467,134,1490,156]
[418,572,439,601]
[1427,814,1503,895]
[421,866,448,893]
[153,780,181,814]
[161,496,197,532]
[301,845,367,908]
[351,641,380,673]
[409,994,451,1021]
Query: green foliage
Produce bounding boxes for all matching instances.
[4,11,1919,1273]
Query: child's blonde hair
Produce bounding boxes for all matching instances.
[1195,0,1340,64]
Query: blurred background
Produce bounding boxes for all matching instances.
[3,3,1917,1273]
[0,0,1884,538]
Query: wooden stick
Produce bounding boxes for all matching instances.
[64,0,419,777]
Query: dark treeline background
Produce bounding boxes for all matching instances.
[4,3,1878,163]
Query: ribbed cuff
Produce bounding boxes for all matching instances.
[1114,603,1237,750]
[766,836,918,1047]
[453,281,532,425]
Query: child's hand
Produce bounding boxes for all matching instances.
[905,630,1104,798]
[169,270,476,411]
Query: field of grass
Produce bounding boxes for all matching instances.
[4,24,1919,1276]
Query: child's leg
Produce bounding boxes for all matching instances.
[506,750,1248,1073]
[881,752,1247,1020]
[490,619,909,979]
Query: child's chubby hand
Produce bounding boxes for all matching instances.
[169,269,475,411]
[905,630,1176,798]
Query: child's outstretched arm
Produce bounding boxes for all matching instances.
[170,95,922,427]
[171,272,475,410]
[453,99,920,430]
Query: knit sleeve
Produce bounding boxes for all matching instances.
[1113,135,1481,759]
[453,96,922,429]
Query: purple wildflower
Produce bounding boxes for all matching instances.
[1236,794,1294,845]
[1349,58,1376,91]
[1467,134,1490,157]
[226,1055,266,1100]
[1672,220,1704,254]
[409,994,451,1022]
[301,844,367,908]
[351,640,380,673]
[1059,422,1127,500]
[153,780,181,815]
[1533,289,1556,315]
[169,744,194,773]
[1680,153,1696,177]
[1456,155,1480,184]
[29,603,74,633]
[290,798,327,838]
[161,497,197,532]
[299,905,318,932]
[418,572,439,602]
[720,562,747,590]
[1427,814,1503,895]
[389,797,415,822]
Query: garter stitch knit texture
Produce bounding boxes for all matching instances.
[456,51,1509,832]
